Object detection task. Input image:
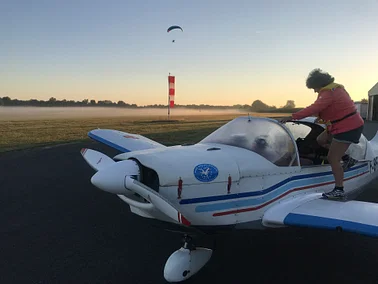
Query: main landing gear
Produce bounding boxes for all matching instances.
[163,235,213,282]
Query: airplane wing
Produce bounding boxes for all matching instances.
[88,129,166,153]
[262,193,378,237]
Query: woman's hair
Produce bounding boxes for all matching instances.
[305,68,334,89]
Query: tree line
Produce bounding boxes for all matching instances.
[0,96,304,112]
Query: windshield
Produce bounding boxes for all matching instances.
[283,122,312,140]
[199,117,297,166]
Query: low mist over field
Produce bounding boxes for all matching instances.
[0,107,245,121]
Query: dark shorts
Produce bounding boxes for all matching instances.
[332,125,364,144]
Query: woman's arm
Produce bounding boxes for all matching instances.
[292,90,333,120]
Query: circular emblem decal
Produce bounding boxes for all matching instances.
[193,164,218,182]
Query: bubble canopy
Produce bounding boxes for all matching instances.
[199,117,298,166]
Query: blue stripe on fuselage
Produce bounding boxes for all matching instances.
[180,163,368,206]
[194,166,368,213]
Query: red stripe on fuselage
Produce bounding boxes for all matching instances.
[213,171,369,217]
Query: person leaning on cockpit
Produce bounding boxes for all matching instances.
[281,68,364,200]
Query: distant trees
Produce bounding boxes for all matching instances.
[2,96,11,105]
[249,99,303,113]
[282,100,296,109]
[0,96,137,108]
[0,96,305,113]
[0,95,367,113]
[250,100,277,112]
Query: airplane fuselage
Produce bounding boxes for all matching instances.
[114,142,378,231]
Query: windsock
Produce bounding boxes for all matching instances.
[168,75,175,108]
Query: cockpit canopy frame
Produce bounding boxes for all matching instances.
[199,116,299,167]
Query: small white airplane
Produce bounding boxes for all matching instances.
[81,116,378,282]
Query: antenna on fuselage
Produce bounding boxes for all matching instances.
[247,113,251,122]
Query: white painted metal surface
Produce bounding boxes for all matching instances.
[82,115,378,281]
[91,159,140,194]
[263,193,378,237]
[80,148,115,171]
[164,247,212,282]
[262,193,323,227]
[88,129,165,152]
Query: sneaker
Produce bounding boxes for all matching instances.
[322,188,345,199]
[342,156,357,171]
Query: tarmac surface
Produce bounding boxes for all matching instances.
[2,122,378,283]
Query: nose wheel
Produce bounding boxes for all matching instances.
[163,234,213,282]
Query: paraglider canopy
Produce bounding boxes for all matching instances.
[167,25,183,43]
[167,25,183,33]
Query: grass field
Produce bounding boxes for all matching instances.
[0,112,290,153]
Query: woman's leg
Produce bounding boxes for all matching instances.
[327,140,351,187]
[316,130,332,149]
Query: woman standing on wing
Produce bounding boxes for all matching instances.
[281,68,364,199]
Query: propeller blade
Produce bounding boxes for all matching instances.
[81,148,115,171]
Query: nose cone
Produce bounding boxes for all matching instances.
[91,160,140,194]
[91,168,126,194]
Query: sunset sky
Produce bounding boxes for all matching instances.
[1,0,378,107]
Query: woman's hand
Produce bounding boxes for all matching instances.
[315,117,328,124]
[280,116,292,123]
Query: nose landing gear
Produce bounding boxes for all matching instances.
[163,235,213,282]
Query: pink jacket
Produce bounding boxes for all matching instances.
[292,87,364,134]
